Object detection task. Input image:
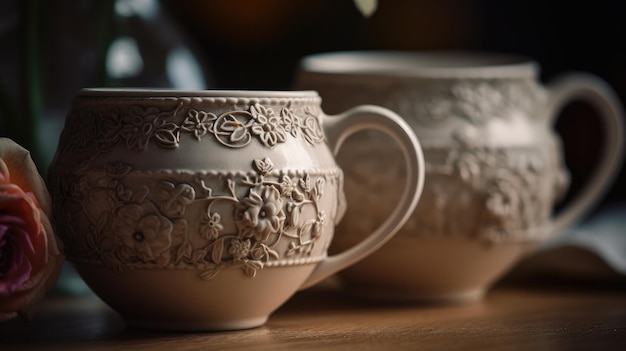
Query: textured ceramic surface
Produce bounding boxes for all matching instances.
[295,51,625,302]
[47,89,425,330]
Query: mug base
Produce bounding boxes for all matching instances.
[123,315,269,332]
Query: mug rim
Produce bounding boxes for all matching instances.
[298,50,539,78]
[77,88,320,98]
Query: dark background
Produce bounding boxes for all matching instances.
[2,0,624,216]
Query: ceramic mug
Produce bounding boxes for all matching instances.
[47,89,425,330]
[295,51,625,302]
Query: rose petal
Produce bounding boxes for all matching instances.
[0,238,33,296]
[0,213,39,294]
[0,138,52,216]
[0,239,63,317]
[0,189,46,271]
[0,159,8,183]
[0,138,64,321]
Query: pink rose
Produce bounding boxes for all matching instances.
[0,138,63,322]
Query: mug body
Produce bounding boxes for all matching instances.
[296,51,569,302]
[48,89,346,330]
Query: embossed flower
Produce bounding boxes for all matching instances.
[0,138,63,322]
[453,82,504,125]
[387,86,454,127]
[279,107,301,138]
[449,150,482,183]
[280,176,295,195]
[181,109,217,141]
[119,106,179,150]
[156,180,195,217]
[282,175,297,193]
[229,239,251,261]
[110,180,133,203]
[105,163,133,178]
[200,212,223,241]
[250,104,286,147]
[94,110,123,151]
[485,177,520,218]
[280,176,304,201]
[112,204,173,264]
[237,185,285,241]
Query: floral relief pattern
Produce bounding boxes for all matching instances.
[111,203,175,266]
[411,145,569,242]
[57,100,325,156]
[236,185,286,242]
[53,158,342,279]
[386,79,545,127]
[337,137,568,244]
[119,105,181,150]
[180,109,216,141]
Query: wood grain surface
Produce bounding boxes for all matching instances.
[1,278,625,350]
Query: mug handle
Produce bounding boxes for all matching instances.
[547,73,625,235]
[299,104,425,289]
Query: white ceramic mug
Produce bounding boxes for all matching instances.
[47,89,425,330]
[295,51,625,302]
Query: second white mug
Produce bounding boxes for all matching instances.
[295,50,625,302]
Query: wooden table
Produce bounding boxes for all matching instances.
[1,278,625,350]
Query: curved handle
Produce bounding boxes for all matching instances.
[300,104,425,289]
[547,73,625,235]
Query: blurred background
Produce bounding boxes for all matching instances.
[0,0,624,290]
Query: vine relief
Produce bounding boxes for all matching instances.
[57,100,325,155]
[54,158,343,280]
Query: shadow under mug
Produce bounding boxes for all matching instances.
[295,51,625,302]
[47,89,425,330]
